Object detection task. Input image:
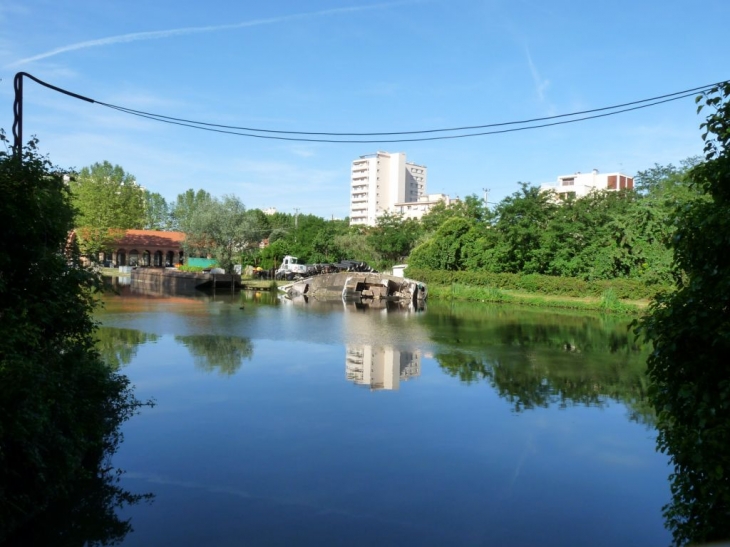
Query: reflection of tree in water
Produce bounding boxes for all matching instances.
[4,465,152,546]
[425,304,654,424]
[3,326,155,544]
[175,335,253,376]
[96,327,159,370]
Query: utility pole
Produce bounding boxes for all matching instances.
[12,72,95,162]
[293,208,300,243]
[482,187,490,207]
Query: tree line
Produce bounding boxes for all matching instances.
[70,157,701,282]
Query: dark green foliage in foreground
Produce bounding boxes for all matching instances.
[639,83,730,545]
[0,134,147,543]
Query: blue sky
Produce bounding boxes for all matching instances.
[1,0,727,218]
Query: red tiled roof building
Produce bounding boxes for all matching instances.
[108,230,186,267]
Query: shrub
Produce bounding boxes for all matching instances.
[405,267,669,300]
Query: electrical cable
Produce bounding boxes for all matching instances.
[99,90,704,143]
[95,81,725,136]
[15,72,729,143]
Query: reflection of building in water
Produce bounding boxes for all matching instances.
[346,345,421,390]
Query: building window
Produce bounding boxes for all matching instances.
[607,175,617,190]
[561,177,575,186]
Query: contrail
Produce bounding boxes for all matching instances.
[8,1,421,68]
[525,45,549,102]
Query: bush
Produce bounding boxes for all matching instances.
[177,264,207,272]
[405,267,669,300]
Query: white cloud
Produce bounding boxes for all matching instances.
[7,1,425,68]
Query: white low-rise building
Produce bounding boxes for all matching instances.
[393,193,453,221]
[540,169,634,199]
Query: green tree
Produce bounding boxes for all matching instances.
[143,190,171,230]
[257,239,291,270]
[184,195,258,273]
[169,188,212,232]
[420,194,489,233]
[490,183,558,273]
[638,82,730,545]
[367,212,423,264]
[634,157,701,196]
[0,134,145,540]
[69,161,146,257]
[71,161,145,228]
[310,226,344,263]
[409,217,479,270]
[333,231,381,266]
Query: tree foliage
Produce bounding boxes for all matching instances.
[169,188,212,233]
[638,82,730,545]
[69,161,146,256]
[367,212,423,263]
[410,217,480,270]
[0,134,146,542]
[143,190,171,231]
[183,194,260,273]
[420,194,489,232]
[408,172,696,285]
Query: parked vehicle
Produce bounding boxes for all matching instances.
[274,255,376,280]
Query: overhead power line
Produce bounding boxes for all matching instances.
[97,82,721,136]
[13,72,730,147]
[100,91,706,143]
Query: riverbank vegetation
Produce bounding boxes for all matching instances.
[0,134,148,543]
[637,82,730,545]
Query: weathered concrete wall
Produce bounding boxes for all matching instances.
[131,268,241,292]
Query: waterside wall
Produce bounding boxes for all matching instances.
[131,268,241,292]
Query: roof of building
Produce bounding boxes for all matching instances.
[114,229,186,248]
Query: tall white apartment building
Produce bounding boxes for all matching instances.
[350,151,427,226]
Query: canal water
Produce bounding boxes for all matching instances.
[97,288,671,546]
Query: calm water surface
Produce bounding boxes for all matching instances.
[97,288,671,546]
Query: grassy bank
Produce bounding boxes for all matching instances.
[426,283,648,314]
[240,278,282,290]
